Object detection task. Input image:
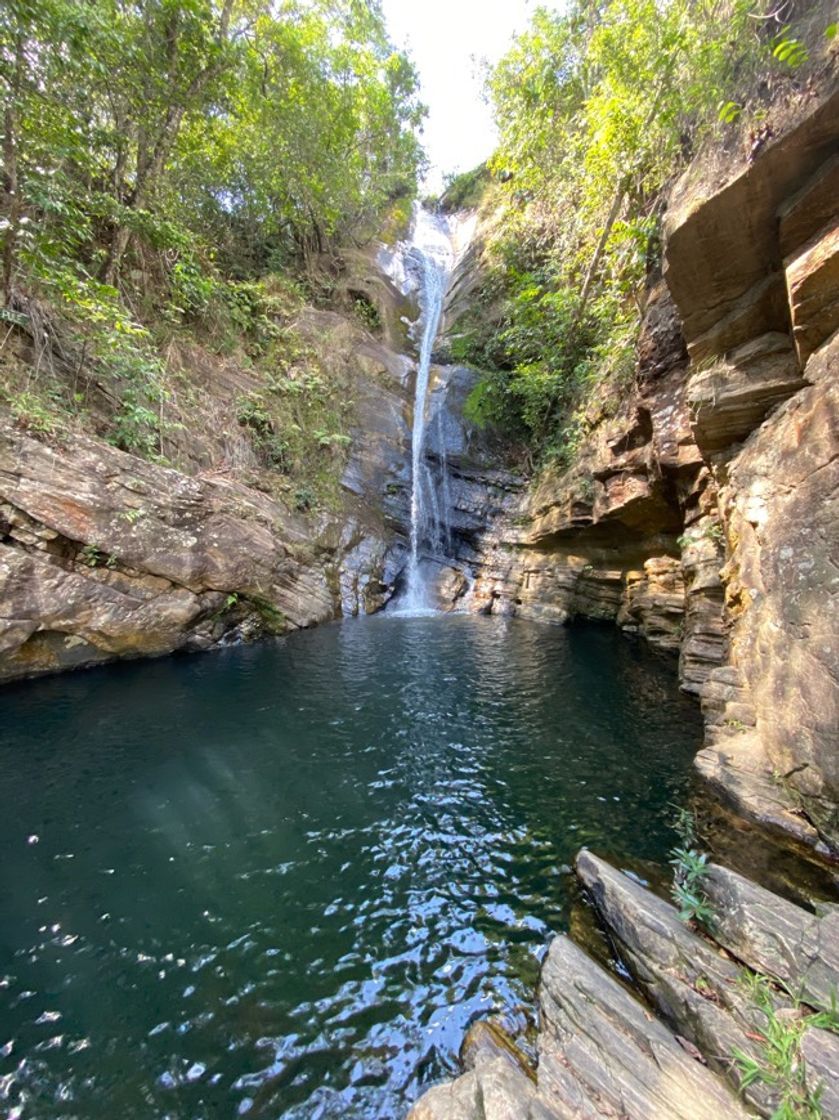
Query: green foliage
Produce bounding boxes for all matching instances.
[0,0,425,476]
[293,485,315,512]
[236,391,288,468]
[733,973,839,1118]
[670,846,715,927]
[349,292,381,334]
[78,543,104,568]
[669,805,715,928]
[461,0,817,468]
[718,100,743,123]
[2,387,61,435]
[77,543,118,569]
[772,28,809,68]
[672,804,699,847]
[440,164,490,213]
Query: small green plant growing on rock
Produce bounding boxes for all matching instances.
[293,486,315,512]
[669,806,715,929]
[78,543,104,568]
[724,718,747,733]
[245,595,287,635]
[772,28,809,68]
[77,543,118,570]
[671,847,715,928]
[577,475,596,503]
[733,972,839,1119]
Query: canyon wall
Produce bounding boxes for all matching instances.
[0,275,416,680]
[424,76,839,854]
[405,70,839,1120]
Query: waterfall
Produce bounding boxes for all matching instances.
[378,203,471,613]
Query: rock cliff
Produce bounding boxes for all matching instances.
[0,258,418,679]
[406,59,838,1120]
[418,75,839,858]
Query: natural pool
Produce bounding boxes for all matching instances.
[0,615,702,1119]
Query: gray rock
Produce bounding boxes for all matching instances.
[575,849,778,1114]
[538,935,753,1120]
[702,862,839,1010]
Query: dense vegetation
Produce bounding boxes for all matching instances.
[0,0,424,475]
[453,0,829,469]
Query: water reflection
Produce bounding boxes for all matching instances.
[0,616,701,1118]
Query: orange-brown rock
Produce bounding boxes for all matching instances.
[785,217,839,366]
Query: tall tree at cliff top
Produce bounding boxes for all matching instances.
[0,0,425,301]
[465,0,784,463]
[0,0,424,455]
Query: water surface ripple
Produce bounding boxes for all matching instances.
[0,616,702,1118]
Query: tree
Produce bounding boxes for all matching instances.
[461,0,784,463]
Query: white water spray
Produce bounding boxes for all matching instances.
[379,204,474,612]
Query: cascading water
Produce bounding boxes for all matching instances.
[380,203,473,612]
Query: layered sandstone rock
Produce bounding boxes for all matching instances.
[663,75,839,849]
[445,73,839,854]
[0,425,339,679]
[448,282,725,687]
[409,851,839,1120]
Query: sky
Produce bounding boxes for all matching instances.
[380,0,566,193]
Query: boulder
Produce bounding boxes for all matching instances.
[702,862,839,1009]
[537,935,752,1120]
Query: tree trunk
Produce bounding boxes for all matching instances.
[100,0,234,285]
[2,31,24,305]
[574,178,627,324]
[101,223,133,288]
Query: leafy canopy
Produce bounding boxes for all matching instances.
[457,0,802,468]
[0,0,425,453]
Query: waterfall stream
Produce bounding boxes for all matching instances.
[380,204,473,612]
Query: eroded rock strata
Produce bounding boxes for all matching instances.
[408,852,839,1120]
[0,271,419,679]
[407,68,838,1120]
[417,76,839,859]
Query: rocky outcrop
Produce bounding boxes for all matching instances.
[441,72,839,855]
[0,274,427,680]
[408,69,839,1120]
[410,849,839,1120]
[0,424,340,678]
[700,861,839,1008]
[409,931,752,1120]
[447,280,725,690]
[664,74,839,849]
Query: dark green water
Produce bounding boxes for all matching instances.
[0,615,702,1119]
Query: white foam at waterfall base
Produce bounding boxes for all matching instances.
[380,204,473,615]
